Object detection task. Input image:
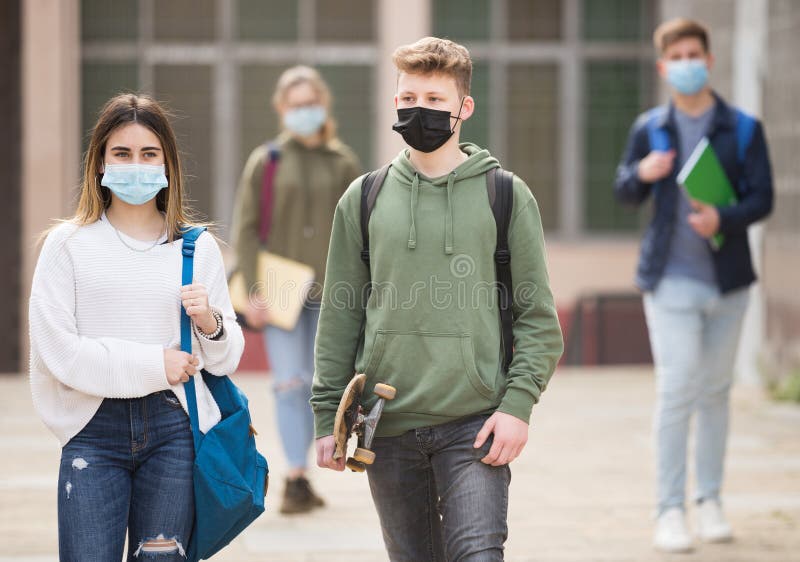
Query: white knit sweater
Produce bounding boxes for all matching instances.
[29,215,245,446]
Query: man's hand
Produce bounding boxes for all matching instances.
[637,149,676,183]
[315,435,345,471]
[473,411,529,466]
[687,199,721,239]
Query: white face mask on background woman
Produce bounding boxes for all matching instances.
[100,163,169,205]
[283,105,327,137]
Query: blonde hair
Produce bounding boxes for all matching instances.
[392,37,472,98]
[272,65,337,142]
[56,93,204,242]
[653,18,710,55]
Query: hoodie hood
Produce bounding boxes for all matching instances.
[389,143,500,255]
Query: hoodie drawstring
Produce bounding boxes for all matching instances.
[408,173,419,249]
[444,171,456,255]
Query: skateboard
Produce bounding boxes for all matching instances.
[332,373,396,472]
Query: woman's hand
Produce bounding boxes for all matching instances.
[243,302,270,330]
[181,283,217,334]
[164,349,199,384]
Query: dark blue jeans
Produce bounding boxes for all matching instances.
[367,414,511,562]
[58,391,194,561]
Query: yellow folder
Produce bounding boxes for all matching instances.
[229,251,315,331]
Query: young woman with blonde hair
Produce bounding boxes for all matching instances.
[29,93,244,560]
[232,65,360,513]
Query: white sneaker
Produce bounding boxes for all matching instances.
[696,500,733,543]
[654,508,693,553]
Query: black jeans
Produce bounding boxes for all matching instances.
[367,414,511,562]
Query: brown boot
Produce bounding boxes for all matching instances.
[279,477,315,514]
[295,476,325,508]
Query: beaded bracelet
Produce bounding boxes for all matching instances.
[197,308,223,340]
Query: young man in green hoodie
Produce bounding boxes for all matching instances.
[312,37,563,561]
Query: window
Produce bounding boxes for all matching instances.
[431,0,656,235]
[584,61,653,231]
[507,64,560,230]
[582,0,652,42]
[154,0,216,41]
[154,65,214,220]
[239,64,290,168]
[433,0,490,42]
[81,62,139,144]
[237,0,298,41]
[318,65,374,167]
[81,0,137,41]
[316,0,374,42]
[81,0,377,231]
[508,0,562,41]
[463,62,489,150]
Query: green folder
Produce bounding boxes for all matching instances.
[676,137,737,250]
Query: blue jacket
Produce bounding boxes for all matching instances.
[614,92,773,294]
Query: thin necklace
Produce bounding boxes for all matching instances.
[108,215,165,253]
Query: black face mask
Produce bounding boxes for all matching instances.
[392,98,465,153]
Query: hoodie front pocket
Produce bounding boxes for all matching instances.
[364,330,497,417]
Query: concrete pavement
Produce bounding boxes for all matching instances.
[1,367,798,561]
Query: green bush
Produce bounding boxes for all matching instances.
[770,370,800,403]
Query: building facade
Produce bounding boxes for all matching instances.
[8,0,799,380]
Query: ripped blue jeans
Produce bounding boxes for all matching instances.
[58,391,194,561]
[263,304,319,470]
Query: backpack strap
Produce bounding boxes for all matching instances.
[645,106,671,152]
[180,226,208,450]
[735,109,756,165]
[487,167,515,373]
[359,164,391,267]
[258,143,280,244]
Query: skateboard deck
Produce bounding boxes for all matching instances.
[331,374,396,472]
[333,373,366,461]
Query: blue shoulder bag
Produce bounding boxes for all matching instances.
[645,105,756,165]
[180,226,269,561]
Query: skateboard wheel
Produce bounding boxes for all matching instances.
[346,458,367,472]
[353,447,376,465]
[373,383,396,400]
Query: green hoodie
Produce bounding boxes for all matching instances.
[312,143,563,438]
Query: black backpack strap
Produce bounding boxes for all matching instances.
[360,164,391,267]
[487,167,515,372]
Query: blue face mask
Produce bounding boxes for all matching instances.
[100,163,168,206]
[665,59,709,95]
[283,105,327,137]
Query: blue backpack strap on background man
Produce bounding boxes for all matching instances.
[734,109,756,165]
[645,106,671,152]
[645,105,756,166]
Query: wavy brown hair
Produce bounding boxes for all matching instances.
[70,93,203,241]
[653,18,710,55]
[392,37,472,98]
[272,65,338,143]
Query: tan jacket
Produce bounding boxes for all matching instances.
[231,135,361,301]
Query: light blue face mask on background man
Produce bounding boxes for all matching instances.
[100,163,169,205]
[283,105,327,137]
[665,59,709,95]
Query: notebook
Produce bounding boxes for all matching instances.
[677,137,738,250]
[229,251,315,331]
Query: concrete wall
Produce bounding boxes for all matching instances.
[761,0,800,379]
[19,0,81,372]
